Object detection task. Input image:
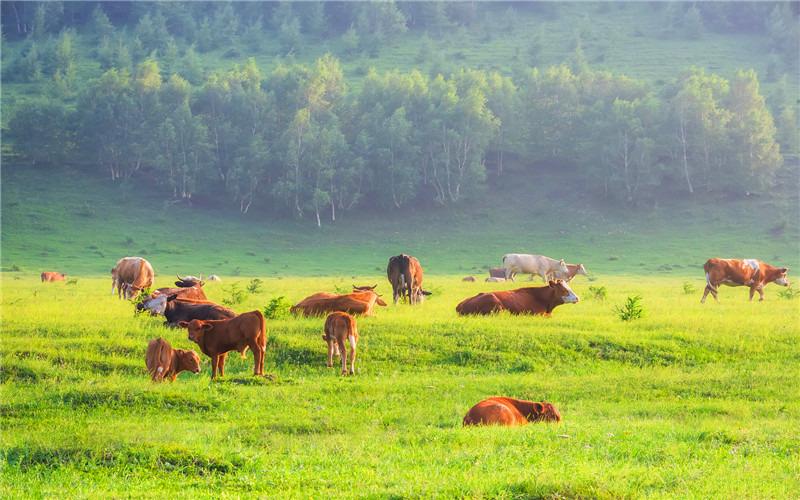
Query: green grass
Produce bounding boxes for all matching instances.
[1,275,798,497]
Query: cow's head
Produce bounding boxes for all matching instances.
[775,268,790,286]
[137,293,178,315]
[549,280,579,304]
[352,284,378,292]
[176,274,205,288]
[180,319,214,344]
[175,349,202,374]
[529,402,561,423]
[575,264,588,276]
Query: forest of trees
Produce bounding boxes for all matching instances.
[2,2,797,224]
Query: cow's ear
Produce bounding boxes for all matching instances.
[532,402,544,414]
[201,322,214,331]
[177,321,189,328]
[548,280,556,287]
[167,294,178,302]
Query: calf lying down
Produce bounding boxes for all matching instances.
[463,397,561,426]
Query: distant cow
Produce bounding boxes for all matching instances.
[181,310,267,379]
[208,275,221,282]
[137,294,236,326]
[551,263,588,282]
[502,254,569,282]
[145,337,201,382]
[387,254,427,304]
[485,277,506,283]
[41,272,66,282]
[702,258,790,303]
[462,276,476,282]
[322,311,359,375]
[111,257,154,299]
[149,285,207,302]
[463,397,562,426]
[456,280,579,316]
[291,290,387,317]
[175,274,204,288]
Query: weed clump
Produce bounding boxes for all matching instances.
[222,283,247,306]
[263,296,292,320]
[246,278,264,294]
[682,282,697,295]
[614,295,644,321]
[587,286,607,301]
[777,288,799,300]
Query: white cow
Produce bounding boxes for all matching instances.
[502,254,569,282]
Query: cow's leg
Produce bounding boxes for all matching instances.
[701,286,710,303]
[337,338,347,375]
[348,335,357,375]
[757,286,765,302]
[749,286,756,302]
[327,340,335,367]
[211,355,219,379]
[218,353,227,377]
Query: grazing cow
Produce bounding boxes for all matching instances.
[291,290,387,317]
[149,285,207,301]
[208,274,221,282]
[387,254,427,304]
[551,263,588,282]
[180,310,267,379]
[502,254,568,282]
[145,337,201,382]
[485,277,507,283]
[40,272,66,282]
[463,397,561,426]
[702,258,790,303]
[322,311,359,375]
[175,274,204,288]
[456,280,579,316]
[111,257,154,299]
[489,268,506,279]
[462,276,476,282]
[137,294,236,326]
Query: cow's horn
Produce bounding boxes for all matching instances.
[177,274,184,281]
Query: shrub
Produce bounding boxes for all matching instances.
[682,282,697,295]
[587,285,607,301]
[263,296,292,320]
[246,278,264,294]
[66,278,78,285]
[222,283,247,306]
[777,288,800,300]
[614,295,644,321]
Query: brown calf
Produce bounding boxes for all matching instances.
[463,397,561,426]
[180,310,267,379]
[41,272,66,282]
[145,337,201,382]
[322,311,359,375]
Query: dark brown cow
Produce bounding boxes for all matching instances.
[456,280,579,316]
[41,272,66,282]
[291,290,387,317]
[387,254,427,304]
[137,294,236,326]
[322,311,359,375]
[702,258,790,303]
[145,337,201,382]
[463,397,562,426]
[180,310,267,379]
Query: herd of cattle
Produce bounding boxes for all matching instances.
[39,253,790,426]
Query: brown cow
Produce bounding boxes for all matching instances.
[111,257,154,299]
[322,311,359,375]
[145,337,201,382]
[702,258,790,303]
[462,276,476,282]
[551,263,588,282]
[291,290,387,317]
[180,310,267,379]
[387,254,427,304]
[456,280,579,316]
[463,397,561,426]
[41,272,66,282]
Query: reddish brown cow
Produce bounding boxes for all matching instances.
[463,397,562,426]
[322,311,359,375]
[41,272,66,282]
[456,280,579,316]
[145,337,201,382]
[387,254,427,304]
[702,258,790,303]
[180,311,267,379]
[551,263,588,282]
[291,290,387,317]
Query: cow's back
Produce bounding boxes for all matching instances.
[146,338,173,381]
[463,397,527,426]
[324,311,357,340]
[456,292,504,315]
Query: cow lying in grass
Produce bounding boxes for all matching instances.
[291,290,387,317]
[322,311,359,375]
[145,337,201,382]
[456,280,579,316]
[180,310,267,379]
[463,397,561,426]
[137,294,235,327]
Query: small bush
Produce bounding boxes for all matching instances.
[587,286,607,301]
[614,295,644,321]
[682,282,697,295]
[66,278,78,285]
[9,264,21,272]
[263,296,292,320]
[246,278,263,294]
[222,283,247,306]
[777,288,800,300]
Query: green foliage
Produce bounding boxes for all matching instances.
[682,282,697,295]
[262,295,292,319]
[777,288,800,300]
[587,286,608,301]
[246,278,264,295]
[614,295,644,321]
[222,282,247,306]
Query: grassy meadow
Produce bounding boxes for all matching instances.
[2,273,799,498]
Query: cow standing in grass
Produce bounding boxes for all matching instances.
[387,254,427,304]
[502,254,569,282]
[181,311,267,379]
[322,311,359,375]
[111,256,154,299]
[702,258,790,302]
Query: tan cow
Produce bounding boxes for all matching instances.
[463,397,562,426]
[322,311,359,375]
[111,257,154,299]
[145,338,201,382]
[551,263,588,282]
[41,272,66,282]
[291,290,387,317]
